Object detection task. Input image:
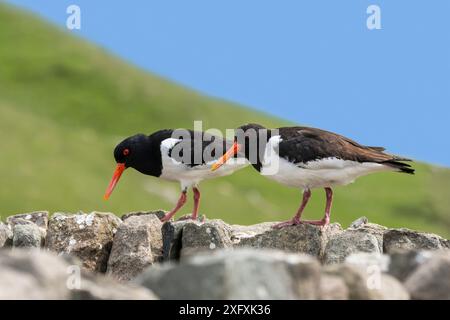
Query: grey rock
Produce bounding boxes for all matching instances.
[0,248,73,299]
[136,248,321,299]
[349,216,368,229]
[107,215,163,281]
[0,249,156,300]
[7,211,49,230]
[345,252,390,272]
[322,230,381,264]
[404,250,450,299]
[377,274,411,300]
[7,212,49,245]
[387,249,433,282]
[161,220,190,261]
[0,222,13,248]
[12,219,43,248]
[383,228,444,253]
[319,274,349,300]
[164,220,342,260]
[230,222,274,243]
[180,220,233,258]
[72,273,158,300]
[358,223,387,251]
[237,223,342,258]
[442,239,450,249]
[46,212,121,272]
[348,218,387,252]
[121,210,166,221]
[323,264,409,300]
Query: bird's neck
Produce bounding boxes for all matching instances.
[246,129,272,172]
[130,138,163,177]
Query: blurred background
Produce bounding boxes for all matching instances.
[0,1,449,236]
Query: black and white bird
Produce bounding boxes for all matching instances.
[104,129,247,222]
[212,123,414,228]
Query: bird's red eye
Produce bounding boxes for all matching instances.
[123,148,130,156]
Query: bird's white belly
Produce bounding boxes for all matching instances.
[161,158,247,183]
[261,156,391,189]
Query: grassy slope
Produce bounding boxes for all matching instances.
[0,4,449,236]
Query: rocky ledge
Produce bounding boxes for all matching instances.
[0,210,449,299]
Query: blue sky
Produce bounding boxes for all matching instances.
[6,0,450,166]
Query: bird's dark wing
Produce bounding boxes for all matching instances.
[276,126,410,167]
[169,130,237,167]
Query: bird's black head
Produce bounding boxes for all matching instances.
[113,133,150,168]
[104,133,154,200]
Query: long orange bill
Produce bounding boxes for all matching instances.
[211,142,241,171]
[103,163,126,200]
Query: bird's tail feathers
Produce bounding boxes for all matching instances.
[384,159,415,174]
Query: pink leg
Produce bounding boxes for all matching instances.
[191,187,201,220]
[272,189,311,229]
[301,187,333,226]
[160,190,187,222]
[172,187,205,221]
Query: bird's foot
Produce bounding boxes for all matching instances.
[272,217,330,229]
[160,214,174,223]
[272,218,301,229]
[299,217,330,227]
[176,214,206,222]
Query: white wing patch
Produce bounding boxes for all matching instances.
[159,137,248,189]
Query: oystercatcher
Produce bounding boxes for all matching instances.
[211,123,414,228]
[104,129,248,222]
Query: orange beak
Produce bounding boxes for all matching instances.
[211,142,241,171]
[103,163,126,200]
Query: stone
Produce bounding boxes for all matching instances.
[349,216,369,229]
[12,219,43,248]
[46,212,121,272]
[161,220,190,261]
[230,222,275,243]
[383,228,444,253]
[0,248,73,299]
[163,220,342,260]
[319,274,349,300]
[121,210,166,221]
[136,248,321,299]
[345,252,390,272]
[348,217,388,252]
[387,249,433,282]
[71,272,158,300]
[236,223,342,258]
[323,264,409,300]
[404,250,450,299]
[107,215,163,281]
[322,230,381,264]
[7,211,49,246]
[0,222,13,248]
[7,211,49,230]
[442,239,450,249]
[377,274,411,300]
[357,223,387,251]
[0,249,157,299]
[180,220,234,257]
[349,216,369,228]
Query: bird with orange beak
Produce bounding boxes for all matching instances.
[104,129,248,222]
[212,123,414,228]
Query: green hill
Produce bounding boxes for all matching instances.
[1,3,449,237]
